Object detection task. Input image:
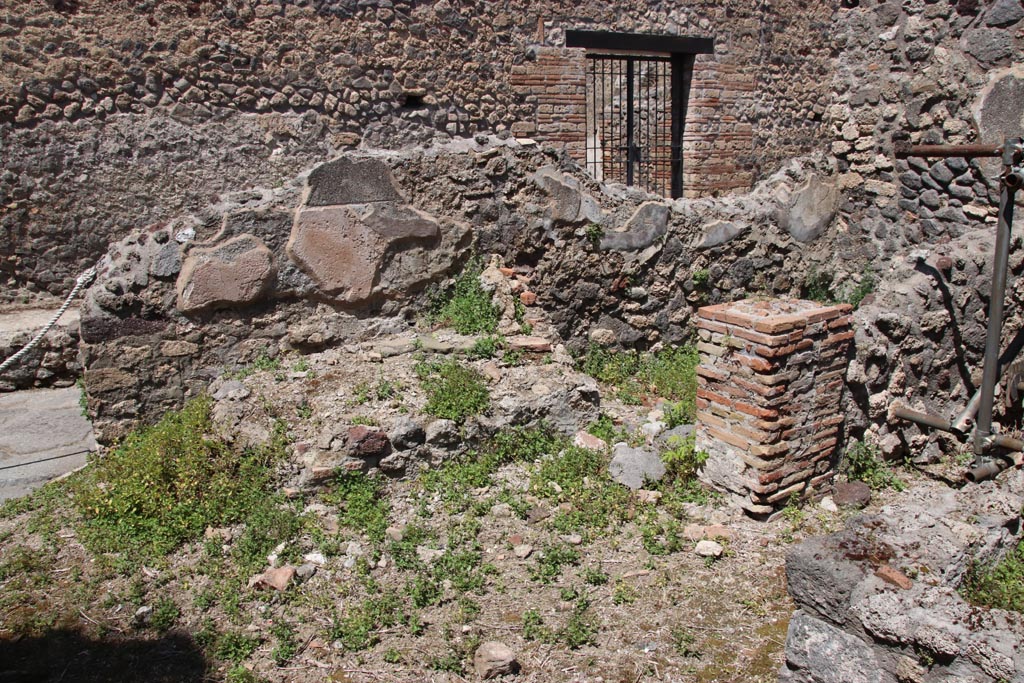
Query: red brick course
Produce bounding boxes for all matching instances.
[695,298,852,515]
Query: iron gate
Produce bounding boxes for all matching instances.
[584,53,691,199]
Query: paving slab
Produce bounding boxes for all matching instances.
[0,387,96,502]
[0,307,79,345]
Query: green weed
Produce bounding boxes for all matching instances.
[77,377,88,416]
[661,435,707,481]
[530,543,581,583]
[671,627,702,658]
[430,257,499,334]
[72,396,289,561]
[612,580,638,605]
[842,440,905,491]
[843,268,876,308]
[641,516,685,555]
[577,345,698,409]
[328,591,409,652]
[322,471,391,544]
[532,445,631,532]
[560,598,599,649]
[468,334,502,359]
[271,621,298,666]
[521,609,549,641]
[216,631,260,663]
[416,359,490,422]
[962,539,1024,613]
[583,567,609,586]
[587,413,629,445]
[149,597,179,632]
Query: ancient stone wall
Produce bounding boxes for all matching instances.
[1,0,837,297]
[77,140,857,441]
[819,0,1024,461]
[6,0,1024,462]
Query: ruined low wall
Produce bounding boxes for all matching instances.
[780,472,1024,683]
[78,139,860,442]
[0,309,81,391]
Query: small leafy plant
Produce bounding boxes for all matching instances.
[416,359,490,422]
[842,440,905,491]
[962,539,1024,613]
[72,396,288,561]
[430,257,499,334]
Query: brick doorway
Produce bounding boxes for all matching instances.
[566,31,711,200]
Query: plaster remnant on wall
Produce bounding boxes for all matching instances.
[774,174,841,243]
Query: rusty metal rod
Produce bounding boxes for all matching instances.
[965,458,1012,482]
[989,434,1024,452]
[894,142,1002,159]
[974,141,1019,459]
[892,405,957,434]
[950,388,983,433]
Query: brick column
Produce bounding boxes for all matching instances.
[694,299,853,516]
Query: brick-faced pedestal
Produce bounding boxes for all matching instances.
[694,299,853,516]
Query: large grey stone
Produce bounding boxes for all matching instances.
[778,611,882,683]
[600,202,670,251]
[286,203,440,304]
[973,66,1024,148]
[176,235,276,313]
[149,242,182,278]
[785,529,876,627]
[985,0,1024,26]
[776,174,840,243]
[306,157,403,206]
[697,220,748,249]
[532,166,583,224]
[609,444,666,490]
[961,29,1014,65]
[388,416,425,450]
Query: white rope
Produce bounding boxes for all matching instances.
[0,266,97,375]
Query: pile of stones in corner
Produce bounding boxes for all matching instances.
[780,471,1024,683]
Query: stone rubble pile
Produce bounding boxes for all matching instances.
[780,472,1024,683]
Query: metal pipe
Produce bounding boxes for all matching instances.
[894,142,1002,159]
[989,433,1024,452]
[950,387,983,433]
[965,458,1012,482]
[892,405,956,433]
[974,140,1019,457]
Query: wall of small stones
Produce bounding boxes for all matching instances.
[0,312,81,391]
[78,140,859,441]
[6,0,1024,460]
[1,0,838,297]
[820,0,1024,461]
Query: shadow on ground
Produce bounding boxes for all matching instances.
[0,628,208,682]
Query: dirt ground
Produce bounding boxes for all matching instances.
[0,341,942,683]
